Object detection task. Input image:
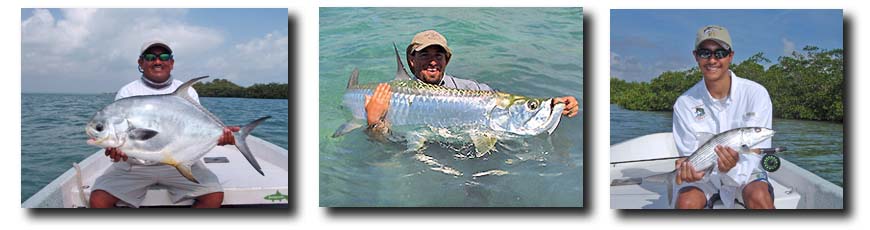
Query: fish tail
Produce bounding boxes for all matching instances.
[234,116,271,176]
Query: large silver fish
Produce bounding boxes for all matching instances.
[332,44,565,156]
[610,127,775,205]
[85,76,270,183]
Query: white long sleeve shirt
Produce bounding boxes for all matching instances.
[672,71,773,204]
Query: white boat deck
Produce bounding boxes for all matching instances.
[23,136,289,208]
[610,132,842,209]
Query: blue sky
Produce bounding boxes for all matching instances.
[21,8,288,93]
[611,9,843,82]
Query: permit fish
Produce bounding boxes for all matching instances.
[610,127,775,206]
[85,76,270,183]
[332,43,566,157]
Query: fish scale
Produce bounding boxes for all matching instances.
[344,80,495,128]
[687,127,774,172]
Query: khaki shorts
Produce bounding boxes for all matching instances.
[91,161,222,207]
[673,170,772,208]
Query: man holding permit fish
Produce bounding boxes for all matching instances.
[365,30,580,137]
[88,40,237,208]
[671,25,775,209]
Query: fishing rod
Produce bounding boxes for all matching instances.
[610,147,788,172]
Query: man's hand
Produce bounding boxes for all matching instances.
[218,126,240,146]
[715,145,739,173]
[365,83,391,125]
[105,147,128,162]
[675,158,705,185]
[553,96,579,118]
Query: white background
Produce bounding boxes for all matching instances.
[5,0,864,229]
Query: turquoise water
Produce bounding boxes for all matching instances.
[610,104,844,187]
[20,93,288,202]
[320,8,584,207]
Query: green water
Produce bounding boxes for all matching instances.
[319,8,584,207]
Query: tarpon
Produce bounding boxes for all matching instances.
[85,76,270,183]
[610,127,775,206]
[332,44,566,157]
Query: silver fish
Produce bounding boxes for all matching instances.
[85,76,269,183]
[683,127,775,172]
[332,44,565,156]
[610,127,775,205]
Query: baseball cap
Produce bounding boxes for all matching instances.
[695,25,732,51]
[406,30,452,61]
[140,40,173,55]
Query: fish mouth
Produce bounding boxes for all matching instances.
[544,100,566,135]
[87,136,107,146]
[85,127,110,146]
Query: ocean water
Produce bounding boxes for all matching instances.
[20,93,288,202]
[320,8,584,207]
[610,104,844,187]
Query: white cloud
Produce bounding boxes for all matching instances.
[782,37,797,57]
[610,51,621,66]
[198,31,289,85]
[21,9,226,93]
[611,50,693,82]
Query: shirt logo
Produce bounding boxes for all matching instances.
[693,106,706,120]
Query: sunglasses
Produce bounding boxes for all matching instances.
[141,53,173,62]
[695,48,731,59]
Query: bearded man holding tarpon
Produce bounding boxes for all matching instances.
[671,25,775,209]
[365,30,580,138]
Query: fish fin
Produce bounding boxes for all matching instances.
[172,76,226,127]
[347,68,359,89]
[174,163,199,184]
[470,133,498,157]
[160,155,199,184]
[331,120,365,137]
[172,76,209,98]
[128,128,158,141]
[233,116,270,176]
[393,42,412,81]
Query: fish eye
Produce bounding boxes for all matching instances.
[754,127,761,132]
[526,100,539,110]
[95,123,104,132]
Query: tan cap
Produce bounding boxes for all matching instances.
[695,25,732,50]
[406,30,452,61]
[140,40,173,55]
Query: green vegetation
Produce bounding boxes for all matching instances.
[193,79,288,99]
[611,46,843,122]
